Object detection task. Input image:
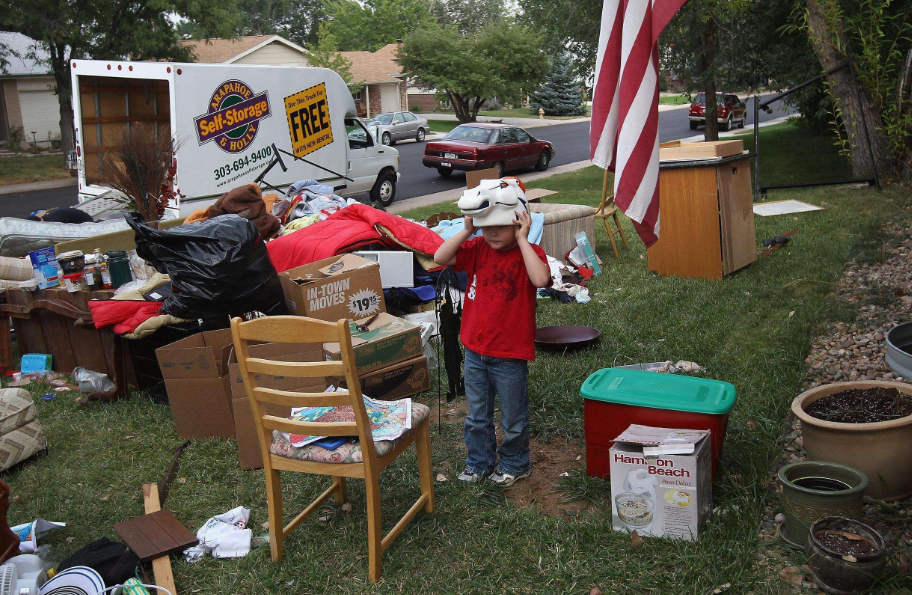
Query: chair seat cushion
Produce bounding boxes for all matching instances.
[269,402,430,464]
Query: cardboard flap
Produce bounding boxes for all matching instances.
[318,253,375,276]
[613,425,709,449]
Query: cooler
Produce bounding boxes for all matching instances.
[580,369,737,479]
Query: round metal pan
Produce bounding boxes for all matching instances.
[534,325,601,350]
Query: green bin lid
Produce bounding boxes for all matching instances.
[580,368,736,415]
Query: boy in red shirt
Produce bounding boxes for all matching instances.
[434,179,550,486]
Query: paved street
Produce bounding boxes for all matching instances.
[0,95,794,217]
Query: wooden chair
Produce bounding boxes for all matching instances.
[230,316,434,582]
[595,169,629,257]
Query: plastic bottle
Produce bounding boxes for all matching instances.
[95,249,112,289]
[83,253,98,289]
[575,231,602,275]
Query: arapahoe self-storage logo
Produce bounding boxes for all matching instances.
[194,80,271,153]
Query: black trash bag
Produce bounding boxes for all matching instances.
[58,537,140,586]
[126,213,288,320]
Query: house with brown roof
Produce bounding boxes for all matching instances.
[179,34,309,66]
[340,43,408,118]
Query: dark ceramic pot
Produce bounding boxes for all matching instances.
[806,516,886,595]
[777,461,867,547]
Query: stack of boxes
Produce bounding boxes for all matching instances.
[155,253,430,469]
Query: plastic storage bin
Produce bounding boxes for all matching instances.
[581,369,736,479]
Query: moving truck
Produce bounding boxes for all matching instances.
[70,60,400,215]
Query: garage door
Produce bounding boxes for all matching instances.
[380,84,400,114]
[20,88,61,143]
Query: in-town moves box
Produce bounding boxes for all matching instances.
[331,356,430,401]
[279,254,386,321]
[609,425,712,541]
[323,313,422,376]
[155,329,236,440]
[227,342,325,470]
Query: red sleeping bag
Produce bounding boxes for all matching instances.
[267,203,444,272]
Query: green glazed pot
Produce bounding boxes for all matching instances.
[777,461,868,548]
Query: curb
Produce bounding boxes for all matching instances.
[0,177,77,195]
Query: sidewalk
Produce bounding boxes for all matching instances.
[0,177,76,195]
[424,113,591,129]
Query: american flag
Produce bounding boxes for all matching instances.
[589,0,688,247]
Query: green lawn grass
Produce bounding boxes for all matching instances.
[4,126,909,593]
[0,154,69,186]
[477,107,591,120]
[425,119,461,134]
[731,120,852,188]
[659,95,691,105]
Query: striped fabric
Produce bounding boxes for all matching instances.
[589,0,688,247]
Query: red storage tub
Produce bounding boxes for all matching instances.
[580,369,737,479]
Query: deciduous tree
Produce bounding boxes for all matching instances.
[322,0,436,52]
[399,22,549,122]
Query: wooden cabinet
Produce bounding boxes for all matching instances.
[647,154,756,280]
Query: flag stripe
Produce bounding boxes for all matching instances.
[589,0,688,248]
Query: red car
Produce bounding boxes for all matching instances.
[688,92,747,131]
[422,123,555,177]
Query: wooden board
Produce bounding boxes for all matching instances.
[717,158,757,275]
[114,509,197,562]
[524,188,557,202]
[647,166,724,280]
[659,140,744,162]
[142,484,179,595]
[465,167,500,189]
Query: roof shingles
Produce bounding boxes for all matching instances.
[178,35,275,64]
[340,43,402,85]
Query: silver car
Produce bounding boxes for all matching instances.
[367,111,430,146]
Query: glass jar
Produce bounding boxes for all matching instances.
[106,250,133,289]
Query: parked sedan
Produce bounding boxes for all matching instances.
[422,123,555,177]
[366,111,430,145]
[688,92,747,131]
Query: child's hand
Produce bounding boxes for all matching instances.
[515,210,532,242]
[464,216,475,235]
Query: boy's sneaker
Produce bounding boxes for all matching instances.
[457,469,490,483]
[489,469,531,487]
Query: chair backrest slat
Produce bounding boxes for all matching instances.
[245,357,347,379]
[261,415,358,437]
[253,387,351,408]
[235,316,345,344]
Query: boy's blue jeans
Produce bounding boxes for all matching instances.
[463,348,530,476]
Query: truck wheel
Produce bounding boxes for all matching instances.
[416,128,426,142]
[689,121,699,130]
[723,115,733,131]
[535,151,550,171]
[738,116,746,128]
[382,132,392,146]
[437,167,453,177]
[371,171,397,206]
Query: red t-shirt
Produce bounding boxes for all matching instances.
[454,237,547,361]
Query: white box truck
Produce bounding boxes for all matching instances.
[70,60,400,215]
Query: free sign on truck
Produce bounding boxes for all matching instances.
[71,61,400,215]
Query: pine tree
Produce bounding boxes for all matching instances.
[529,54,585,117]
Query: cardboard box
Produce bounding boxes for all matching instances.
[28,247,61,289]
[332,356,430,401]
[609,425,712,541]
[227,342,325,470]
[659,139,743,162]
[155,329,236,440]
[352,251,415,288]
[279,254,386,321]
[323,313,422,376]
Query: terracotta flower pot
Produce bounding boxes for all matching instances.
[792,381,912,501]
[806,516,886,595]
[777,461,867,548]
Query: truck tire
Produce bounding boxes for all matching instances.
[689,121,699,130]
[371,170,397,206]
[723,115,732,131]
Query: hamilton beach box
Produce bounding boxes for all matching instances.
[323,313,422,376]
[609,425,712,541]
[279,254,386,321]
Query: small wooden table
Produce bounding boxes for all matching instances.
[647,153,757,280]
